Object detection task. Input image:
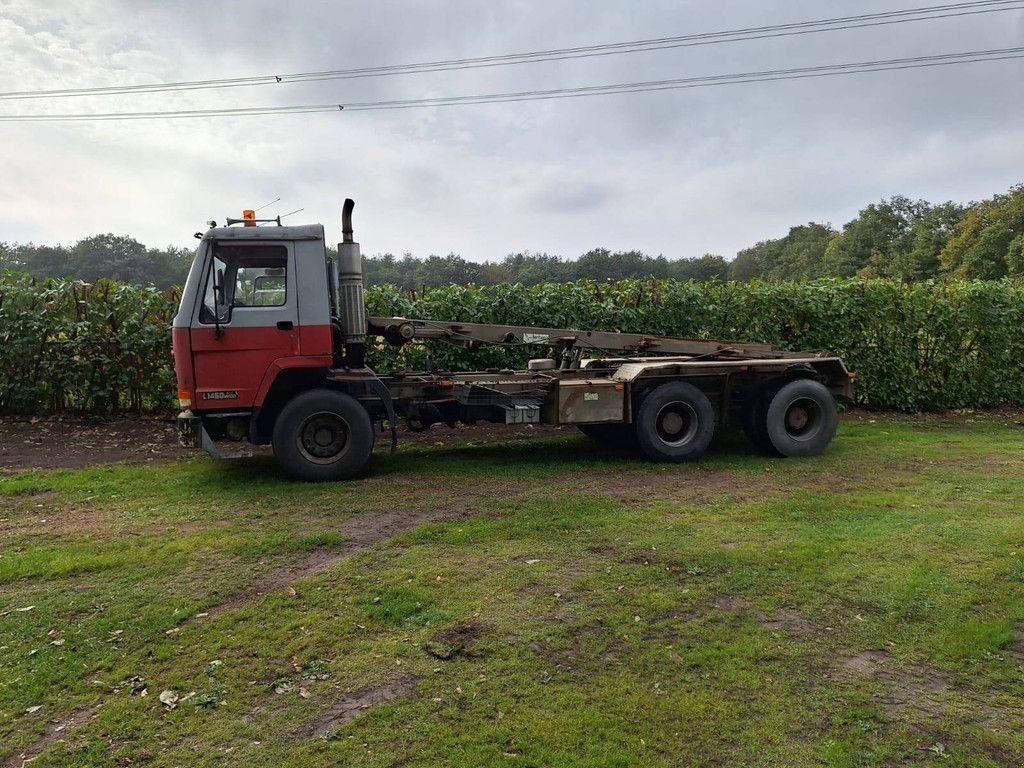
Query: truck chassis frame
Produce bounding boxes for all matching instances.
[182,314,853,479]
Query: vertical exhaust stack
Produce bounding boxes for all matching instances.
[337,198,367,368]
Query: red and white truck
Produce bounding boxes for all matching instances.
[173,200,855,480]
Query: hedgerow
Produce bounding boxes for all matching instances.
[0,273,178,414]
[2,273,1022,414]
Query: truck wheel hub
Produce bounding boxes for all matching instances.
[298,412,350,463]
[784,398,821,438]
[656,402,698,446]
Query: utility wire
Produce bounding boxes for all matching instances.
[0,0,1021,100]
[0,46,1020,122]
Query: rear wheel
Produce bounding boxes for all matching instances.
[633,382,716,462]
[755,379,838,457]
[272,389,374,481]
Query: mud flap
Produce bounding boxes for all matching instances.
[364,375,399,453]
[176,412,200,449]
[178,410,252,460]
[200,425,253,460]
[327,369,399,453]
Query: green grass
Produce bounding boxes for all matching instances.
[1,412,1023,767]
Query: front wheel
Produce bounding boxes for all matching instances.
[633,382,716,462]
[272,389,374,481]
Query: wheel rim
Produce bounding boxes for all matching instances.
[297,411,351,464]
[783,397,823,441]
[655,401,699,446]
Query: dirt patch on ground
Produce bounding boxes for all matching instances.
[709,596,818,637]
[570,468,768,507]
[0,490,57,511]
[423,620,488,661]
[1007,622,1024,660]
[0,495,108,538]
[527,622,610,673]
[839,636,1024,759]
[641,598,821,653]
[712,596,753,612]
[564,459,906,509]
[698,604,972,727]
[1,704,100,768]
[294,676,417,739]
[0,417,185,472]
[758,607,818,636]
[0,492,211,541]
[841,649,893,676]
[838,649,950,719]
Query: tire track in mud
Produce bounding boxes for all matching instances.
[1,706,99,768]
[196,504,485,621]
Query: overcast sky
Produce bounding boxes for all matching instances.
[1,0,1022,262]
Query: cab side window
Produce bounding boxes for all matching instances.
[199,245,288,324]
[235,266,286,307]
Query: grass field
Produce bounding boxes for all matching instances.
[1,413,1023,767]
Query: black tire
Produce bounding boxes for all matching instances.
[577,423,638,452]
[762,379,838,457]
[633,382,716,462]
[272,389,374,481]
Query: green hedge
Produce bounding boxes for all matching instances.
[3,273,1022,414]
[366,279,1024,412]
[0,274,178,414]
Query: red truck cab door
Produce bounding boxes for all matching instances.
[190,241,299,409]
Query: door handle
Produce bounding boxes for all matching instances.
[277,321,294,331]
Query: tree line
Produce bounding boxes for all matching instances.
[0,235,193,290]
[732,185,1024,282]
[2,184,1021,288]
[361,250,731,288]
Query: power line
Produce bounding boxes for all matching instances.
[1,46,1020,122]
[1,0,1022,100]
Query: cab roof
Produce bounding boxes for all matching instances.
[202,224,326,242]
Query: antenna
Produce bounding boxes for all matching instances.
[253,197,281,213]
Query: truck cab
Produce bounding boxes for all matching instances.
[173,224,343,448]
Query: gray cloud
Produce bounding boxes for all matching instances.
[1,0,1022,261]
